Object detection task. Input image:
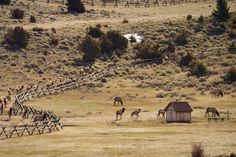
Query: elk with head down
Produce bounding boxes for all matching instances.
[205,107,220,117]
[211,89,223,98]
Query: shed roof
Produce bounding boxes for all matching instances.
[165,102,193,112]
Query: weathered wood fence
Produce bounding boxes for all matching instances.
[0,70,108,140]
[80,0,203,7]
[0,122,62,140]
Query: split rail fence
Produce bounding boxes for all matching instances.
[80,0,203,8]
[0,70,108,140]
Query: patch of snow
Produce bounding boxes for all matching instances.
[123,33,143,43]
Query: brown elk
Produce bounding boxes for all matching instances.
[116,107,126,121]
[205,107,220,117]
[211,89,223,98]
[114,96,123,106]
[131,109,142,119]
[157,109,165,119]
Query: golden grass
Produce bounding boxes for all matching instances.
[0,79,234,157]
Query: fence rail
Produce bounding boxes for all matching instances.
[208,117,224,122]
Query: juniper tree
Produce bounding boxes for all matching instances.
[212,0,230,21]
[67,0,86,13]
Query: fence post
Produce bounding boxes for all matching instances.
[2,126,8,138]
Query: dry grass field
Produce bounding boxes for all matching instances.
[0,0,236,156]
[1,84,236,157]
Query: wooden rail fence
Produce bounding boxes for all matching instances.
[0,70,108,140]
[79,0,203,7]
[0,122,62,140]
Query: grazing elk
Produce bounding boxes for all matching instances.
[114,96,123,106]
[205,107,220,117]
[157,109,165,119]
[131,109,142,119]
[116,107,126,121]
[211,89,223,98]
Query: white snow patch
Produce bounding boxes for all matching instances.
[123,33,143,43]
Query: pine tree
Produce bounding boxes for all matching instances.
[212,0,230,21]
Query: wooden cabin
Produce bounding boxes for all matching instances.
[164,102,193,123]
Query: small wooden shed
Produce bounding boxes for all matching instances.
[164,102,193,123]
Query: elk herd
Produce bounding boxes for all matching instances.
[113,88,225,121]
[0,83,227,123]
